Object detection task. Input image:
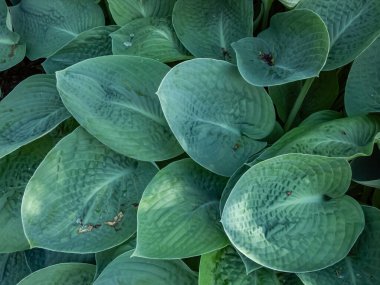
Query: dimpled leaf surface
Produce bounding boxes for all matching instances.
[232,9,329,87]
[111,17,191,62]
[222,154,364,272]
[297,0,380,71]
[157,58,275,176]
[107,0,176,26]
[199,246,278,285]
[18,263,95,285]
[0,136,56,253]
[135,159,229,258]
[56,55,183,161]
[94,250,197,285]
[10,0,104,60]
[345,39,380,116]
[42,25,119,74]
[297,206,380,284]
[172,0,253,61]
[22,127,158,253]
[0,74,71,159]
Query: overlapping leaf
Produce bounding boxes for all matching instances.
[56,55,183,161]
[0,74,71,159]
[135,159,228,258]
[157,58,275,176]
[350,145,380,188]
[232,9,329,86]
[345,38,380,116]
[297,0,380,70]
[22,127,158,253]
[172,0,253,61]
[222,154,364,272]
[10,0,105,60]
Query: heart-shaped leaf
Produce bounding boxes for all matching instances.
[22,127,158,253]
[345,38,380,116]
[42,25,119,74]
[18,263,95,285]
[222,153,364,272]
[297,0,380,71]
[135,159,228,259]
[172,0,253,62]
[110,17,191,62]
[0,74,71,159]
[94,250,197,285]
[10,0,105,60]
[107,0,176,26]
[56,55,183,161]
[157,58,275,176]
[232,9,329,86]
[297,206,380,284]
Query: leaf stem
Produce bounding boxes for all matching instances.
[261,0,274,30]
[284,77,315,131]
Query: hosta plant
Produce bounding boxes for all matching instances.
[1,0,380,284]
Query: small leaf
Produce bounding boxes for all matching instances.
[232,9,329,86]
[0,74,71,159]
[135,159,229,259]
[22,127,158,253]
[278,0,301,8]
[297,0,380,71]
[94,250,197,285]
[222,154,364,272]
[157,58,275,176]
[10,0,105,60]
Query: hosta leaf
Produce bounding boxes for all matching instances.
[21,127,158,253]
[222,154,364,272]
[297,206,380,284]
[173,0,253,61]
[297,0,380,71]
[42,25,119,74]
[0,135,57,253]
[232,9,329,87]
[298,110,344,128]
[157,58,275,176]
[0,252,31,285]
[350,145,380,188]
[236,250,262,274]
[135,159,228,258]
[94,250,197,285]
[107,0,176,26]
[57,55,182,161]
[254,115,380,164]
[345,38,380,116]
[111,17,191,62]
[199,246,276,285]
[278,0,301,8]
[0,74,71,159]
[18,263,95,285]
[10,0,105,60]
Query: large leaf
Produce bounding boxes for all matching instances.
[0,74,71,159]
[10,0,105,60]
[21,127,158,253]
[0,135,57,253]
[297,0,380,71]
[42,25,118,74]
[56,55,183,161]
[94,250,197,285]
[110,17,191,62]
[222,154,364,272]
[0,252,31,285]
[157,58,275,176]
[345,38,380,116]
[232,9,329,87]
[253,115,380,164]
[107,0,176,26]
[18,263,95,285]
[199,246,278,285]
[135,159,228,258]
[350,145,380,188]
[297,206,380,284]
[173,0,253,62]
